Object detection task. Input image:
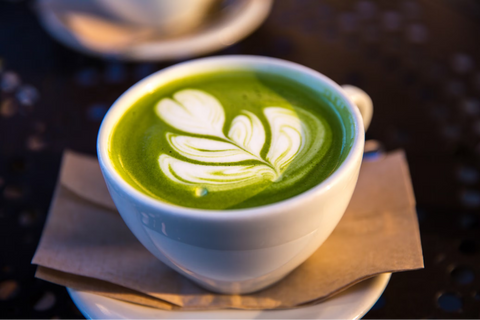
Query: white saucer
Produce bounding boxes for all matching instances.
[67,273,390,319]
[36,0,273,61]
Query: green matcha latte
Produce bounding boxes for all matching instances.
[109,71,353,210]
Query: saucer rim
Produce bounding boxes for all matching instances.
[36,0,273,61]
[67,273,391,319]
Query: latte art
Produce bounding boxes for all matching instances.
[155,89,324,194]
[109,70,348,209]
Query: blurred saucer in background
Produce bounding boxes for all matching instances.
[35,0,273,61]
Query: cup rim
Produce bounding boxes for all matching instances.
[97,55,364,221]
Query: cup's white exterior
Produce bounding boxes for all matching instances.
[97,56,366,294]
[92,0,216,32]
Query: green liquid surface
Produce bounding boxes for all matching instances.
[109,71,353,210]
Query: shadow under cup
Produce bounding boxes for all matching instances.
[97,56,363,294]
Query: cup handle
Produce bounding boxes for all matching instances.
[341,85,373,131]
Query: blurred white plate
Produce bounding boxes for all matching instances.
[67,273,390,319]
[36,0,273,61]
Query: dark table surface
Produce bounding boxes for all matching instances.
[1,0,480,318]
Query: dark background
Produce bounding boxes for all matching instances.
[1,0,480,318]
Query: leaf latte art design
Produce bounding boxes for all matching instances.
[155,89,324,195]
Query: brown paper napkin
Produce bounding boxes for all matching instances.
[32,149,423,310]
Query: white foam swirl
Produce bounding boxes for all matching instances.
[155,89,226,138]
[155,89,324,195]
[159,155,276,191]
[264,107,304,173]
[228,111,265,158]
[167,133,259,163]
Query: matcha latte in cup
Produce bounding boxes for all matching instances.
[97,56,373,294]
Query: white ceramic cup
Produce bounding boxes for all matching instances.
[91,0,216,31]
[49,0,216,34]
[97,55,373,294]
